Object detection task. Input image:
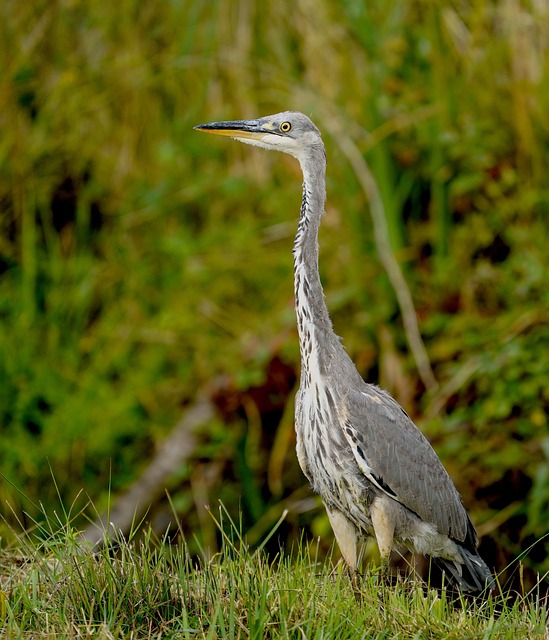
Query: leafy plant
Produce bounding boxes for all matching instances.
[0,0,548,594]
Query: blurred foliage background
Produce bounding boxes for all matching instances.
[1,0,548,591]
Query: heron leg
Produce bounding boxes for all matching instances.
[370,498,396,565]
[325,506,358,575]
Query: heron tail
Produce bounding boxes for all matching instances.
[433,547,494,595]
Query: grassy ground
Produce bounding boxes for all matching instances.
[1,506,547,639]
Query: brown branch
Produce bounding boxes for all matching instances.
[333,127,439,393]
[81,391,216,548]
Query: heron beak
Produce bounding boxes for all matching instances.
[194,119,268,141]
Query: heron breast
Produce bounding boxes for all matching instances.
[296,380,374,527]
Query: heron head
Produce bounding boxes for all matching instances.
[194,111,323,161]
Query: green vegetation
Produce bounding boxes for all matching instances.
[1,0,548,612]
[1,507,547,639]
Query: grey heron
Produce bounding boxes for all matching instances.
[195,111,493,593]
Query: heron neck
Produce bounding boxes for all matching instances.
[293,149,345,374]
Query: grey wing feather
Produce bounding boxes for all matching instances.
[344,385,470,543]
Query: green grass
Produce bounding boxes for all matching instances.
[1,505,547,639]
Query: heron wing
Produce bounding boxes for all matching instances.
[344,385,470,542]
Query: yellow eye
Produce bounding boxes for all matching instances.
[280,121,291,132]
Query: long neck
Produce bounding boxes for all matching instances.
[293,148,348,382]
[293,150,331,331]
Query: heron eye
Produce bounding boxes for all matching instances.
[280,121,291,132]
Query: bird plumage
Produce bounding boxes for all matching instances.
[195,111,493,594]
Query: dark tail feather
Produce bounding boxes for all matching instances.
[433,547,494,595]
